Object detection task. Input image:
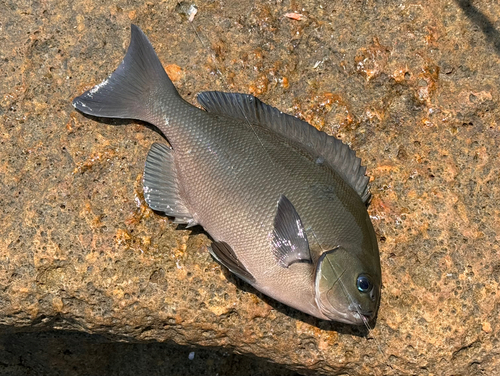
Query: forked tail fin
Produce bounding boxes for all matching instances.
[72,24,180,124]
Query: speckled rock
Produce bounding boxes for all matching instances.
[1,0,499,375]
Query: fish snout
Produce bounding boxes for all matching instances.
[348,303,375,322]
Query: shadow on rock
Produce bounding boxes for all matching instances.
[455,0,500,55]
[0,328,302,376]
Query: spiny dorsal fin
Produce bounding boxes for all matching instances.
[197,91,371,204]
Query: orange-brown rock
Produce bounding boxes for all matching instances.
[1,0,499,374]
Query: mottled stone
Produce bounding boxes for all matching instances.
[1,0,499,375]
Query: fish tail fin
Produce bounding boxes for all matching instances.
[72,24,180,124]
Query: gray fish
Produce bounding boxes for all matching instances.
[73,25,381,325]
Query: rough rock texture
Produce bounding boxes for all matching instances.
[1,0,499,374]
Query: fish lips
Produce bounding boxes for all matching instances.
[348,304,376,325]
[318,303,374,325]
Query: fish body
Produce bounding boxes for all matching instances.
[73,25,381,325]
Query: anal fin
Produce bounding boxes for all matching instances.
[143,143,197,226]
[209,241,255,284]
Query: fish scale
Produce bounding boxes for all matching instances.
[73,25,381,325]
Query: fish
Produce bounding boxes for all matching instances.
[72,25,381,325]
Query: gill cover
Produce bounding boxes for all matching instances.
[314,247,380,325]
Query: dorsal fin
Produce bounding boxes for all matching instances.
[197,91,371,204]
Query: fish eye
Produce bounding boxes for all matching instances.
[356,274,372,293]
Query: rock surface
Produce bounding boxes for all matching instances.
[1,0,499,374]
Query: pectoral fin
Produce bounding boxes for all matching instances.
[271,195,312,268]
[209,241,255,284]
[143,143,197,227]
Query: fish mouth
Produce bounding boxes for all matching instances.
[335,311,373,326]
[331,311,373,325]
[318,304,373,325]
[348,304,375,324]
[353,312,374,324]
[315,295,374,325]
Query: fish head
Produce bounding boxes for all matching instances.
[314,246,381,325]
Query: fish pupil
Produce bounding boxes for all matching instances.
[356,275,372,293]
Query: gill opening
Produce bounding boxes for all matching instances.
[176,1,277,169]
